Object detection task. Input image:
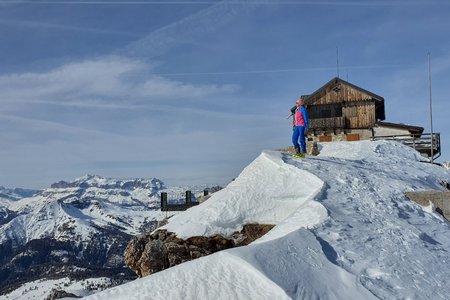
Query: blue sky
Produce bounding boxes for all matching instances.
[1,0,449,189]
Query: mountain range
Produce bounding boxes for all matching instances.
[0,175,212,294]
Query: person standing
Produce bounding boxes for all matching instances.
[291,98,309,158]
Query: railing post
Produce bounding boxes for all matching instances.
[186,190,192,205]
[161,192,167,210]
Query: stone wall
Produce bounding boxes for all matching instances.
[307,129,373,144]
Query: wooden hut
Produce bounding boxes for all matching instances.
[301,77,441,160]
[303,77,386,142]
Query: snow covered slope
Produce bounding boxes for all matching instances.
[0,175,212,295]
[0,187,38,230]
[1,176,167,247]
[1,277,119,300]
[85,140,450,300]
[0,186,37,203]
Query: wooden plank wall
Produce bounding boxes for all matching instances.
[342,103,376,128]
[312,83,373,105]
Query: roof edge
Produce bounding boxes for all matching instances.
[305,77,385,104]
[376,121,424,133]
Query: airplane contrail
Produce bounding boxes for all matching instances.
[0,1,447,5]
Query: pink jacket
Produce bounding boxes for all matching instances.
[294,106,308,127]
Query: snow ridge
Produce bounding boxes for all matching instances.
[85,140,450,300]
[162,151,327,239]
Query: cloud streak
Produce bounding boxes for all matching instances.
[117,0,263,58]
[1,1,448,5]
[0,18,142,37]
[0,56,239,106]
[153,64,405,77]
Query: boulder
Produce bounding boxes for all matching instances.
[46,289,80,300]
[124,224,274,277]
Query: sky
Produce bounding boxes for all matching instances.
[0,0,449,189]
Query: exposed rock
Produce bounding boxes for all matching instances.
[50,175,165,192]
[308,141,320,156]
[125,224,274,277]
[441,180,449,190]
[45,288,80,300]
[276,143,320,156]
[405,190,450,221]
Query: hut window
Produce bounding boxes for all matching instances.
[309,104,343,119]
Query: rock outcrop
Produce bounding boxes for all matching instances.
[125,224,275,277]
[405,190,450,221]
[45,289,81,300]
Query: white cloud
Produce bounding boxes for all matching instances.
[0,56,239,106]
[136,76,238,98]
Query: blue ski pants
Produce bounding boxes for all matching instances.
[292,126,306,153]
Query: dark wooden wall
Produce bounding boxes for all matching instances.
[307,83,377,130]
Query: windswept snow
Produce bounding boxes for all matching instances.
[84,251,292,300]
[162,151,326,239]
[46,141,450,299]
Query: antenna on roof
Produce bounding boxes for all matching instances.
[428,52,434,164]
[336,46,340,78]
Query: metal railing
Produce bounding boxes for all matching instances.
[371,132,441,160]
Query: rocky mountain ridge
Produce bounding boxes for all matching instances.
[0,175,211,295]
[0,187,38,208]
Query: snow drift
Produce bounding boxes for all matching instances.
[83,140,450,299]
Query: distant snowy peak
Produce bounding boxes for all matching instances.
[8,175,169,216]
[0,186,39,202]
[2,174,182,247]
[50,175,165,192]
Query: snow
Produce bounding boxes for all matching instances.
[0,277,117,300]
[162,151,326,239]
[0,177,193,246]
[83,252,292,300]
[443,161,450,171]
[83,140,450,300]
[0,176,218,299]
